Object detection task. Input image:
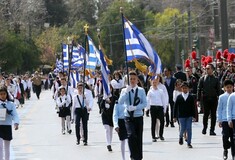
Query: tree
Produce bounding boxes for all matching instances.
[66,0,97,26]
[97,0,146,70]
[45,0,68,26]
[0,32,41,73]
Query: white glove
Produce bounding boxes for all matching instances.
[105,103,110,109]
[127,105,136,111]
[125,85,132,93]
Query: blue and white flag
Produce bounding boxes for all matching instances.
[71,45,85,69]
[123,17,162,74]
[62,44,69,69]
[69,70,80,88]
[99,49,111,99]
[86,36,100,70]
[56,58,63,71]
[62,43,85,70]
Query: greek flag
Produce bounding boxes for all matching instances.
[55,59,63,72]
[62,44,85,70]
[99,49,111,99]
[69,70,80,88]
[86,36,99,70]
[71,45,85,69]
[62,44,69,69]
[123,17,162,74]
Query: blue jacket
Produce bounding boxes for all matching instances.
[217,92,230,122]
[0,100,19,125]
[118,86,147,117]
[227,93,235,122]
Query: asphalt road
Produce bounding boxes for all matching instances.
[10,90,228,160]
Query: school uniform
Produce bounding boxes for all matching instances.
[113,102,127,141]
[174,93,195,146]
[0,100,19,141]
[72,89,93,144]
[147,87,167,140]
[118,86,147,160]
[56,95,71,118]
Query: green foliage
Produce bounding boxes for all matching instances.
[45,0,69,26]
[0,32,41,73]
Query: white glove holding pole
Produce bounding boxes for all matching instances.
[127,105,136,111]
[125,85,132,93]
[105,103,110,109]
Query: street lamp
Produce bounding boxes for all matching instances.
[230,23,235,39]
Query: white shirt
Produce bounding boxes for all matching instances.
[157,83,169,106]
[71,89,93,119]
[110,79,123,89]
[147,87,167,113]
[182,92,189,101]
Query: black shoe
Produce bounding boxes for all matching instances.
[179,138,183,145]
[202,129,206,135]
[68,130,72,134]
[160,137,165,141]
[165,124,169,127]
[223,150,228,160]
[210,131,216,136]
[107,145,112,151]
[187,144,193,148]
[84,142,88,146]
[76,140,80,145]
[152,138,157,142]
[170,122,175,127]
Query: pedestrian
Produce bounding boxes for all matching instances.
[174,82,195,148]
[100,75,116,152]
[113,100,128,160]
[173,79,183,103]
[164,67,176,127]
[197,63,220,135]
[71,82,93,146]
[31,71,43,99]
[217,79,234,160]
[147,76,167,142]
[118,71,147,160]
[0,85,19,160]
[56,86,72,135]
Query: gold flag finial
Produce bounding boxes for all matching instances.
[84,24,89,35]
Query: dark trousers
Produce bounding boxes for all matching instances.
[222,122,234,151]
[75,108,88,143]
[150,106,164,138]
[34,85,41,99]
[125,116,143,160]
[231,120,235,157]
[202,97,217,131]
[165,99,174,125]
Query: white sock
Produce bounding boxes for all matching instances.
[104,125,113,145]
[61,118,65,131]
[121,140,126,160]
[155,119,160,137]
[66,116,71,130]
[4,140,10,160]
[0,138,3,160]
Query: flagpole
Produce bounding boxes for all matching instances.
[120,7,129,85]
[67,37,73,92]
[83,24,89,100]
[61,43,64,73]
